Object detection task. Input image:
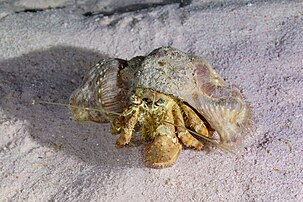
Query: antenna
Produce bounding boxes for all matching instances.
[32,99,122,116]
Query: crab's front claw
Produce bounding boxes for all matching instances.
[145,126,182,168]
[110,116,124,135]
[112,108,140,148]
[115,128,133,148]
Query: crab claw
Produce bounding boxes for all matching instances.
[145,132,182,168]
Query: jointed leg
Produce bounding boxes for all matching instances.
[110,115,125,135]
[180,103,209,137]
[173,104,204,150]
[112,107,139,148]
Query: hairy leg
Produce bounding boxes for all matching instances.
[112,107,140,148]
[173,104,204,150]
[180,103,209,137]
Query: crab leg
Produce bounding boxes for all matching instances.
[113,107,140,148]
[173,104,204,150]
[180,103,209,137]
[145,107,182,168]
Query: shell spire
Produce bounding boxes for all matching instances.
[69,58,129,122]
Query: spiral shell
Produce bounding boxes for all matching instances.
[69,58,129,122]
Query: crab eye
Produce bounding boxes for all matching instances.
[156,98,166,105]
[142,98,149,103]
[130,95,141,104]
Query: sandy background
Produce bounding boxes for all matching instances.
[0,0,302,201]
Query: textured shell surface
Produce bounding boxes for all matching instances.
[127,47,198,100]
[124,47,253,147]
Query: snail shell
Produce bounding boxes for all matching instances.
[69,58,129,122]
[126,47,253,146]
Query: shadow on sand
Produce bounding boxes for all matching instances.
[0,45,143,169]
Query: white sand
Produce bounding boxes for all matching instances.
[0,1,302,201]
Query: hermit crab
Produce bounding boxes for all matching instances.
[70,47,253,168]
